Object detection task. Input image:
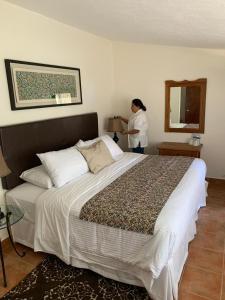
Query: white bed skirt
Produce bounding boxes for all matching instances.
[12,190,205,300]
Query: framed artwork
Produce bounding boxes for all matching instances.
[5,59,82,110]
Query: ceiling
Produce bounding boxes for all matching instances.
[5,0,225,48]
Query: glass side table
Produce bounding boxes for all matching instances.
[0,204,25,287]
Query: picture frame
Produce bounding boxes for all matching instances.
[5,59,82,110]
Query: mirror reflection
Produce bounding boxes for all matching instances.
[170,86,200,129]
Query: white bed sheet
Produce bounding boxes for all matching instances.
[7,153,207,300]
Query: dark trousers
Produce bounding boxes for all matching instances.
[132,143,144,154]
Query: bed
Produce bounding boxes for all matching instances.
[0,113,207,300]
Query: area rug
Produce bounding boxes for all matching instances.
[2,255,151,299]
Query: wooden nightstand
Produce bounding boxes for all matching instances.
[158,142,202,158]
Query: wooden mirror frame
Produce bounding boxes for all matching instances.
[165,78,207,133]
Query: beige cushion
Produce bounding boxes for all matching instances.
[78,140,114,174]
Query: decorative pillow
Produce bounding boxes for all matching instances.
[78,140,114,174]
[37,146,89,188]
[76,135,123,159]
[20,165,53,189]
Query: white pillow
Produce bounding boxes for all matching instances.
[76,135,123,159]
[37,146,89,188]
[20,165,53,189]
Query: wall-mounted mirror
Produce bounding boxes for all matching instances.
[165,78,207,133]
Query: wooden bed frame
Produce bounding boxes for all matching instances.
[0,113,98,190]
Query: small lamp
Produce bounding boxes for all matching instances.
[107,117,123,143]
[0,148,11,219]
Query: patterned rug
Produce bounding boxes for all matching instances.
[2,255,151,299]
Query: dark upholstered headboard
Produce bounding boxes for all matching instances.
[0,113,98,189]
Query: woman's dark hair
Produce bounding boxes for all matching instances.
[132,98,147,111]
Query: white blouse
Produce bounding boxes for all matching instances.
[128,110,148,148]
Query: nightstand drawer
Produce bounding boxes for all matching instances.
[158,142,202,158]
[159,149,200,158]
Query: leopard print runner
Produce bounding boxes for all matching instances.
[80,155,194,235]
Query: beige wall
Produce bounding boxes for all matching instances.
[0,1,114,189]
[1,1,225,189]
[112,42,225,179]
[170,87,181,123]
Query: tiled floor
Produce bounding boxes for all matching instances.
[179,178,225,300]
[0,178,224,299]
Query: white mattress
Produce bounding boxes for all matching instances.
[6,182,45,223]
[7,153,207,300]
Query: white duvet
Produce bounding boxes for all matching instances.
[33,152,207,298]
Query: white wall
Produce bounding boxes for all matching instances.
[1,2,225,191]
[170,87,181,123]
[112,42,225,179]
[0,1,114,192]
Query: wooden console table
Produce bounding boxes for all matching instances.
[158,142,202,158]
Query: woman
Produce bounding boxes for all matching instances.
[120,99,148,154]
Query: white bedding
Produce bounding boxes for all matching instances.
[7,153,207,300]
[34,153,146,263]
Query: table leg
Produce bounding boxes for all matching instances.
[6,213,25,257]
[0,241,7,287]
